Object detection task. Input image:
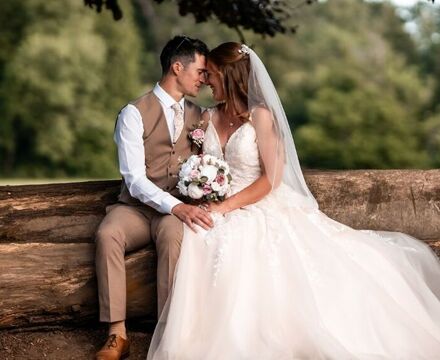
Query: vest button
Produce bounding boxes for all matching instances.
[172,150,175,154]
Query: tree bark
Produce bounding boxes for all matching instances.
[0,169,439,330]
[0,244,156,329]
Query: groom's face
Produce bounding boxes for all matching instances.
[176,53,207,97]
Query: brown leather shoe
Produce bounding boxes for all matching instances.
[95,334,130,360]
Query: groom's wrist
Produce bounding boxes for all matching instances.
[163,197,182,215]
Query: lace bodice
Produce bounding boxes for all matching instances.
[203,110,261,195]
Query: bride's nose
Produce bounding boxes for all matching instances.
[201,72,208,85]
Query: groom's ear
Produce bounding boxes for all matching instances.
[170,61,182,75]
[171,61,184,76]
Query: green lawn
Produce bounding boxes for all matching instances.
[0,178,117,186]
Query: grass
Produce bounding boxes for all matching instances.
[0,178,117,186]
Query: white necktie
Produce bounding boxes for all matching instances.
[171,103,184,144]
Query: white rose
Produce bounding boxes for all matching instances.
[218,184,230,197]
[220,163,230,175]
[214,159,229,174]
[202,154,216,166]
[187,183,204,199]
[200,165,218,182]
[211,181,221,192]
[179,162,193,178]
[177,180,188,196]
[188,154,201,168]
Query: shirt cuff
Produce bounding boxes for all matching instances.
[161,195,183,215]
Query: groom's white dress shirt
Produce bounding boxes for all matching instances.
[114,83,185,214]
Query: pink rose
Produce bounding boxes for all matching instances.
[191,128,205,140]
[215,174,225,186]
[203,184,212,195]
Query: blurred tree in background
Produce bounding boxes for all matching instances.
[288,0,432,168]
[0,0,439,179]
[0,0,143,177]
[409,2,440,167]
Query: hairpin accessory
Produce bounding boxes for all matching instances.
[238,44,250,55]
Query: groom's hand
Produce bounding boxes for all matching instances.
[171,203,214,232]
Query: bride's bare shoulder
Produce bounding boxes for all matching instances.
[250,105,270,118]
[249,106,271,126]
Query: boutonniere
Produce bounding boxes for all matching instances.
[188,120,205,148]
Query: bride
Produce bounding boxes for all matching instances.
[147,42,440,359]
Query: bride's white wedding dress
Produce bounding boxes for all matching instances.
[147,111,440,360]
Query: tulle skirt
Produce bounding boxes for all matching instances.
[147,184,440,359]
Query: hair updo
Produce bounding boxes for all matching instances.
[208,42,250,121]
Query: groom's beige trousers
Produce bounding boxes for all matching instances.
[95,92,201,323]
[95,202,183,322]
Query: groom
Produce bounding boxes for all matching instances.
[94,36,213,360]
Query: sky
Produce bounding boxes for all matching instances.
[370,0,437,6]
[389,0,437,6]
[327,0,437,7]
[384,0,439,36]
[391,0,421,5]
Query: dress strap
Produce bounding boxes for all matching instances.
[206,107,216,123]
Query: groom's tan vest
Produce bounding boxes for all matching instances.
[118,91,201,206]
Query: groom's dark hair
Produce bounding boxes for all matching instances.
[160,35,209,75]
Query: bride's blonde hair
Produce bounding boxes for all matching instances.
[208,42,250,121]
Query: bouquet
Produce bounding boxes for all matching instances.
[177,154,232,202]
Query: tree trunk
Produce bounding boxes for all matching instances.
[0,169,439,330]
[0,244,156,329]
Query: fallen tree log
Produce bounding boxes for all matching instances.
[0,244,156,329]
[0,169,439,330]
